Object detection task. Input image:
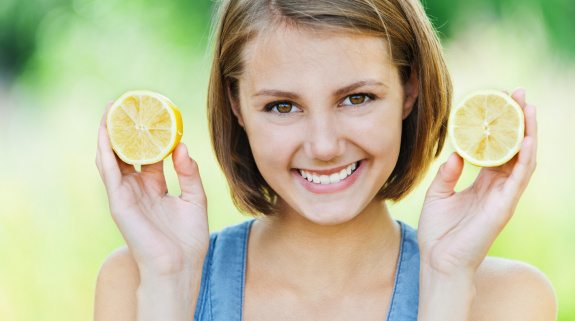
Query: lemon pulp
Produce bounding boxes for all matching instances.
[448,90,524,167]
[107,90,183,165]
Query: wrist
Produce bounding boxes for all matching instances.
[137,268,203,321]
[418,265,476,321]
[136,251,206,281]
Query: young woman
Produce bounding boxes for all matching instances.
[94,0,556,320]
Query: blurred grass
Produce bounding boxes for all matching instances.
[0,1,574,320]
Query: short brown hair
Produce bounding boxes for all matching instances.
[207,0,452,216]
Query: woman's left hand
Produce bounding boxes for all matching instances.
[418,87,537,277]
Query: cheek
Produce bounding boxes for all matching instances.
[348,109,404,159]
[246,122,296,174]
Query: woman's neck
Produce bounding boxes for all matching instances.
[248,200,401,294]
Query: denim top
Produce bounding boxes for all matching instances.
[194,219,420,320]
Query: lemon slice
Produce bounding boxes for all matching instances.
[107,90,183,165]
[449,90,524,167]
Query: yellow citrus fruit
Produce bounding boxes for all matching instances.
[107,90,183,165]
[449,90,524,167]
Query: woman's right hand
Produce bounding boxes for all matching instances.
[95,102,209,279]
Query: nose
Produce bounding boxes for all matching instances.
[303,112,346,162]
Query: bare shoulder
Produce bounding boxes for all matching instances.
[93,245,139,321]
[471,256,557,321]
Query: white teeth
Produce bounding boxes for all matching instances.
[312,174,320,183]
[299,161,359,185]
[329,173,340,184]
[339,169,347,180]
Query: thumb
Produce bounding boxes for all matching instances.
[425,153,464,201]
[173,143,207,207]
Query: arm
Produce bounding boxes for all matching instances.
[418,258,558,321]
[136,266,203,321]
[420,257,557,321]
[417,88,549,320]
[95,102,209,320]
[94,247,204,321]
[94,247,139,321]
[470,257,557,321]
[418,266,476,321]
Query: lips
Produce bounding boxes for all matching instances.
[297,161,360,185]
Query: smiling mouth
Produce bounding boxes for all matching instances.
[297,161,361,185]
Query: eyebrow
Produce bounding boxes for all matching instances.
[252,79,387,99]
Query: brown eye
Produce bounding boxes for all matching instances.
[275,103,293,113]
[265,101,302,115]
[349,95,366,104]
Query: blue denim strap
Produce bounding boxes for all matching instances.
[194,219,254,321]
[386,221,420,320]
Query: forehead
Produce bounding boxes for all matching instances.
[239,25,397,93]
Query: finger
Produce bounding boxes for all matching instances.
[96,101,116,180]
[501,89,509,96]
[114,152,137,175]
[488,103,537,193]
[524,103,537,141]
[425,153,464,201]
[511,87,526,108]
[100,101,114,127]
[96,101,115,177]
[173,143,207,208]
[141,160,164,174]
[98,125,122,189]
[96,148,102,178]
[502,136,535,206]
[521,104,538,174]
[97,141,137,178]
[488,103,537,214]
[509,103,537,174]
[502,103,538,199]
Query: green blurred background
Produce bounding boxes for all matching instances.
[0,0,573,319]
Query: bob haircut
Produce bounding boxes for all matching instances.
[207,0,452,216]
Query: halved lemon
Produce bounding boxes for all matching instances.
[449,90,524,167]
[107,90,183,165]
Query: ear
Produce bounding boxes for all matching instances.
[402,66,418,120]
[226,81,245,127]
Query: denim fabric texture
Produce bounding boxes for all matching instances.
[194,220,420,321]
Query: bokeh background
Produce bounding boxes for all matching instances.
[0,0,574,319]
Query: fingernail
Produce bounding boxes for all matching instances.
[516,87,525,95]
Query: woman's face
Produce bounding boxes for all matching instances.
[233,25,417,225]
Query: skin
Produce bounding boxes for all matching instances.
[94,25,556,320]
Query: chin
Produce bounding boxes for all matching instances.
[296,202,365,226]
